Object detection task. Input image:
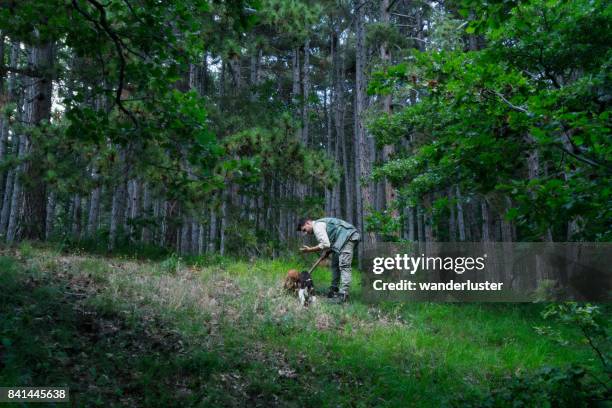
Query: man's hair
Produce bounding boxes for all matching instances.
[296,217,312,231]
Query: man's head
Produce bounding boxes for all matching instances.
[297,218,314,234]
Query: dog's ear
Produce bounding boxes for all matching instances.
[284,269,304,292]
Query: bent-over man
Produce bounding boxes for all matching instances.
[297,217,360,303]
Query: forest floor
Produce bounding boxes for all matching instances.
[0,242,603,407]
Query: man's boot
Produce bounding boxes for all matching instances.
[328,292,349,304]
[327,286,339,298]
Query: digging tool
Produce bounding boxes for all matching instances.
[306,249,331,275]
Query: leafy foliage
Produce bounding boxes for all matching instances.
[368,0,612,241]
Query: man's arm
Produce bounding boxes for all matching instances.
[300,221,331,253]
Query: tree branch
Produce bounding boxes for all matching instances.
[71,0,138,127]
[490,89,533,117]
[486,90,611,172]
[386,0,400,12]
[556,144,612,173]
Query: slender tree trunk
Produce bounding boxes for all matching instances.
[407,206,416,241]
[109,173,127,251]
[87,168,101,237]
[141,182,152,243]
[198,224,204,255]
[0,168,14,237]
[354,0,374,250]
[71,194,82,238]
[45,192,55,240]
[325,87,332,214]
[220,188,228,255]
[21,39,54,240]
[191,218,199,254]
[302,39,310,146]
[467,200,480,241]
[292,47,301,118]
[448,188,457,241]
[6,133,26,243]
[416,205,424,242]
[481,198,492,242]
[524,133,553,241]
[180,214,190,254]
[336,44,352,222]
[0,42,18,239]
[380,0,398,230]
[0,35,7,200]
[160,199,168,247]
[501,197,513,242]
[249,46,261,101]
[423,196,434,242]
[228,54,241,92]
[129,178,141,240]
[456,185,466,241]
[208,199,218,253]
[327,25,340,216]
[164,199,178,251]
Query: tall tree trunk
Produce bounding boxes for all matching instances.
[249,46,261,101]
[87,168,101,237]
[325,87,332,214]
[416,205,424,242]
[159,199,168,247]
[141,182,152,243]
[198,223,204,255]
[220,188,228,255]
[380,0,398,230]
[302,39,310,146]
[423,196,434,241]
[292,47,301,117]
[45,192,55,239]
[208,199,218,253]
[129,178,141,240]
[21,39,54,240]
[0,168,14,237]
[71,194,82,238]
[525,133,553,241]
[448,188,457,241]
[180,214,190,254]
[501,197,513,242]
[124,179,133,233]
[456,185,466,241]
[6,134,26,243]
[336,41,352,222]
[481,198,492,242]
[354,0,374,251]
[191,218,199,254]
[0,42,18,239]
[109,168,127,251]
[326,25,340,216]
[407,206,416,241]
[0,35,7,201]
[228,54,241,92]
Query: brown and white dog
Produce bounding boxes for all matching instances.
[284,269,316,306]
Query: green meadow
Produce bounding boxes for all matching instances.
[0,243,606,407]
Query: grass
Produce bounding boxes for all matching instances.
[0,243,606,407]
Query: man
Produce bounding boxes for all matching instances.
[297,217,360,303]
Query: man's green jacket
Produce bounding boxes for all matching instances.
[315,217,359,253]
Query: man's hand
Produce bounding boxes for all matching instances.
[300,245,319,253]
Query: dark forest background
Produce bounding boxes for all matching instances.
[0,0,610,259]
